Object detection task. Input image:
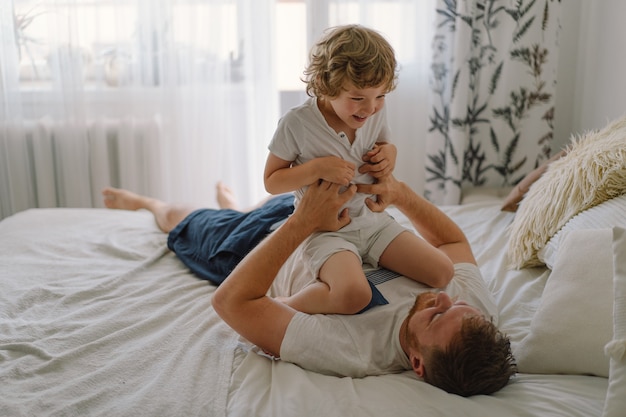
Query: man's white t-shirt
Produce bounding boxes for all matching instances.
[275,261,499,378]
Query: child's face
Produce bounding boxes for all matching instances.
[327,83,387,130]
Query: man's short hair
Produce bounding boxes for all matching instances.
[423,315,517,396]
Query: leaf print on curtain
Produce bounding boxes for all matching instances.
[425,0,562,204]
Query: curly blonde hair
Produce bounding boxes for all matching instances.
[303,24,398,98]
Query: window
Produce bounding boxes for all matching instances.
[12,0,426,105]
[274,0,423,91]
[13,0,241,88]
[275,0,306,91]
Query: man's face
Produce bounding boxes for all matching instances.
[405,291,483,352]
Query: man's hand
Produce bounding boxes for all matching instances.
[291,180,356,232]
[356,174,406,212]
[358,143,397,179]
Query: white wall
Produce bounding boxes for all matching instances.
[555,0,626,148]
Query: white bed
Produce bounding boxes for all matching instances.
[0,196,619,417]
[2,116,626,417]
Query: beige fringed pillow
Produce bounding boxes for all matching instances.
[501,150,567,212]
[507,114,626,269]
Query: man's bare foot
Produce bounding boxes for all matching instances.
[102,187,148,211]
[216,182,239,210]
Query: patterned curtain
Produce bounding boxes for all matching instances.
[425,0,562,204]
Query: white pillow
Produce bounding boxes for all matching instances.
[514,228,613,377]
[538,194,626,269]
[507,114,626,269]
[602,227,626,417]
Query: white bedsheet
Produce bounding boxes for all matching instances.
[0,202,608,417]
[0,209,237,417]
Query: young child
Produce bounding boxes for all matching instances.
[264,24,454,314]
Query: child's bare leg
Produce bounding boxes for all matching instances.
[102,187,194,233]
[378,231,455,289]
[279,251,371,314]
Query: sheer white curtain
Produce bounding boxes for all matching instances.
[1,0,276,219]
[1,0,436,220]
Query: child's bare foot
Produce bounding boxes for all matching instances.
[102,187,147,211]
[216,182,239,210]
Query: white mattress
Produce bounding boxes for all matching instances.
[0,201,607,417]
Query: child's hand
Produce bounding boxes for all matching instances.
[316,156,355,186]
[359,143,396,179]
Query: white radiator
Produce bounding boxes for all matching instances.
[0,116,163,220]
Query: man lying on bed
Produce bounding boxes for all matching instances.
[103,177,516,396]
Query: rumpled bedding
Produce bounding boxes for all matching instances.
[0,201,608,417]
[0,209,236,417]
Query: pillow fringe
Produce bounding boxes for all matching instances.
[507,114,626,269]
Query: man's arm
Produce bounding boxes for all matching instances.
[357,176,476,265]
[212,181,357,356]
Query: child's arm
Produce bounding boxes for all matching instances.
[264,153,356,195]
[359,142,396,179]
